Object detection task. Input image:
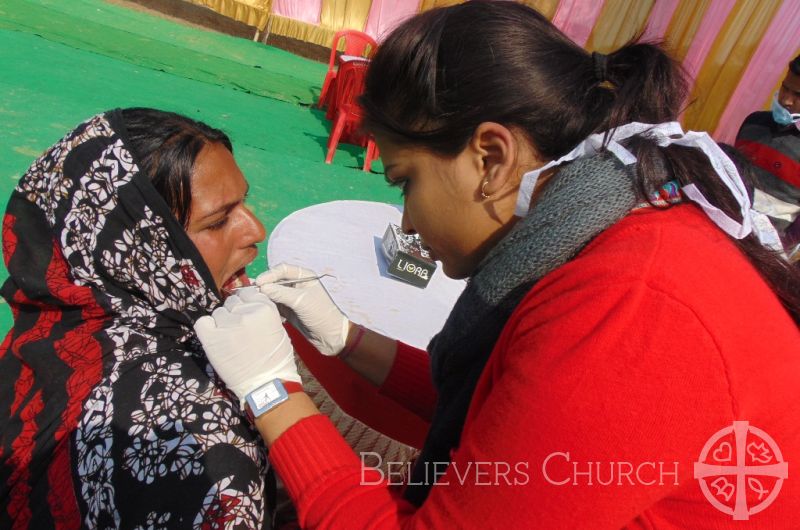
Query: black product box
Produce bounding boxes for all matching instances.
[381,223,437,288]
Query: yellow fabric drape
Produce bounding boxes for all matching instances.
[319,0,371,34]
[584,0,655,53]
[417,0,557,19]
[418,0,462,13]
[186,0,272,31]
[662,0,712,61]
[517,0,560,20]
[682,0,782,133]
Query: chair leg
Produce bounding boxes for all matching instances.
[318,72,335,109]
[363,138,377,172]
[326,113,347,164]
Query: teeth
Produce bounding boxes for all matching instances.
[221,266,255,297]
[224,273,253,292]
[221,272,243,293]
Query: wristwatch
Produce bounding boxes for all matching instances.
[245,378,292,418]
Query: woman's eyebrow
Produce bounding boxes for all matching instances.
[199,201,237,221]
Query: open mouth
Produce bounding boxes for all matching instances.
[221,267,251,297]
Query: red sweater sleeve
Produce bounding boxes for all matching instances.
[378,341,437,422]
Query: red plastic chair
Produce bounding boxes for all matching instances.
[324,60,380,172]
[317,29,378,110]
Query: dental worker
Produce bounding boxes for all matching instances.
[195,3,800,528]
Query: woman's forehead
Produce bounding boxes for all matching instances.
[189,143,247,218]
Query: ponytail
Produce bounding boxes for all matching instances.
[601,45,800,324]
[628,135,800,324]
[601,43,687,129]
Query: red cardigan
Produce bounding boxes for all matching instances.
[270,205,800,529]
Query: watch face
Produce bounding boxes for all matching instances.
[247,379,288,417]
[251,382,283,409]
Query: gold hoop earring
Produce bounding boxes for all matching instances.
[480,180,492,200]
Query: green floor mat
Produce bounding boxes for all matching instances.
[0,0,397,332]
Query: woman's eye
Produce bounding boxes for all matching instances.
[207,217,228,231]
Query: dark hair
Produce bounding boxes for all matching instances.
[790,55,800,76]
[361,1,684,158]
[120,108,233,227]
[361,1,800,324]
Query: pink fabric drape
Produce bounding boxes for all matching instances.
[272,0,322,24]
[551,0,607,47]
[640,0,680,42]
[364,0,421,41]
[713,0,800,142]
[680,0,736,83]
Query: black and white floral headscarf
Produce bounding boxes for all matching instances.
[0,111,271,529]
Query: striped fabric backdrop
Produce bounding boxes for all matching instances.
[202,0,800,142]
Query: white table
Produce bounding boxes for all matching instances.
[267,200,467,349]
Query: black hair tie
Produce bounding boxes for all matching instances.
[592,51,609,83]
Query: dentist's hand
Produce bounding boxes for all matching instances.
[194,288,300,404]
[256,263,350,356]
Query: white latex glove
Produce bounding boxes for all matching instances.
[194,287,301,404]
[256,263,350,356]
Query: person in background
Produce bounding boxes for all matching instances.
[736,55,800,259]
[0,109,275,528]
[194,2,800,528]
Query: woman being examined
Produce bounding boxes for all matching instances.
[196,2,800,528]
[0,108,276,528]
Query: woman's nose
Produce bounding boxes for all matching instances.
[240,206,266,245]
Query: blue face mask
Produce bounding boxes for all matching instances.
[771,93,800,128]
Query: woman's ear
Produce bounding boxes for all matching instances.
[468,122,518,198]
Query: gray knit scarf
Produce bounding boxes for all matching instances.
[404,154,640,505]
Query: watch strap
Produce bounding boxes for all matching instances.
[283,381,304,394]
